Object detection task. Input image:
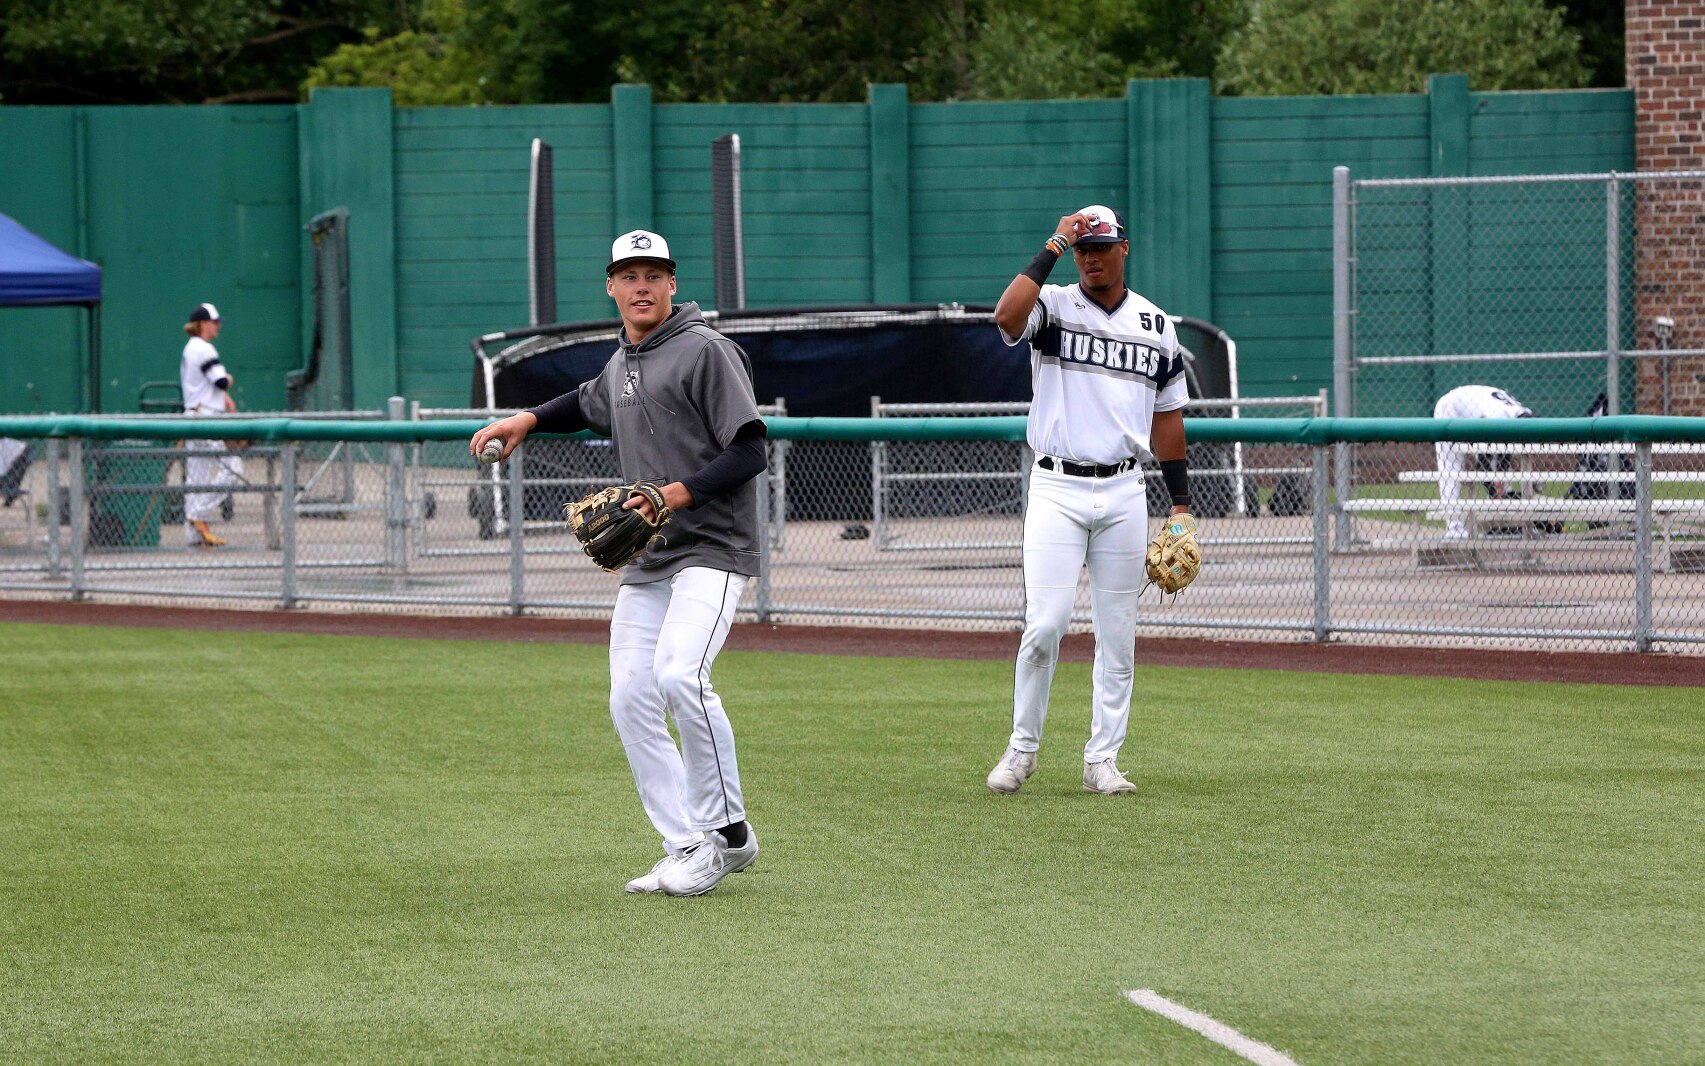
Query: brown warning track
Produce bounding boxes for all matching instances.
[3,598,1702,687]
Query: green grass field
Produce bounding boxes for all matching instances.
[4,622,1703,1064]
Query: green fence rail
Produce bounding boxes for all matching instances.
[3,416,1704,445]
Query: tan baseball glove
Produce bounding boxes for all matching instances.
[1144,512,1201,598]
[565,482,671,572]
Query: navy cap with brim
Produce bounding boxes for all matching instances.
[1073,205,1128,246]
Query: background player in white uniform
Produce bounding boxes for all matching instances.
[470,230,767,897]
[986,206,1193,796]
[179,303,242,547]
[1433,384,1534,539]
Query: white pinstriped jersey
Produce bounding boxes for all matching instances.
[1000,283,1188,465]
[180,337,230,414]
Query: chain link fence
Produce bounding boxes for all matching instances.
[1338,168,1705,421]
[0,413,1701,653]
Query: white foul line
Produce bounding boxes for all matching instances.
[1125,990,1302,1066]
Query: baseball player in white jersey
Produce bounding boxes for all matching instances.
[179,302,242,547]
[1433,384,1534,539]
[470,230,767,897]
[986,205,1193,796]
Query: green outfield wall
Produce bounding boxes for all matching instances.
[0,79,1633,415]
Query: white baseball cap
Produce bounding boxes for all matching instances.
[607,229,676,275]
[1074,205,1128,246]
[187,302,221,322]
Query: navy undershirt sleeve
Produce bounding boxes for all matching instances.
[681,420,767,508]
[527,390,586,434]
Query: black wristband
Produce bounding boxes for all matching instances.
[1020,246,1060,287]
[1159,458,1190,507]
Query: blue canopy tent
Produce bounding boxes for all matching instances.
[0,213,103,411]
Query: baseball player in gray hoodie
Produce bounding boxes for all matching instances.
[472,229,766,897]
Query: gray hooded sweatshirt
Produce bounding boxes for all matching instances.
[576,302,763,584]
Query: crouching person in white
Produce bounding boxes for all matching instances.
[470,229,766,896]
[1432,384,1534,540]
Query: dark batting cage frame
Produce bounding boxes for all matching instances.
[465,305,1251,534]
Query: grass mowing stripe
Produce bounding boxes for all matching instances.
[3,621,1703,1064]
[1126,990,1303,1066]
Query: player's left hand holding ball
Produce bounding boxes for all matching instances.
[1145,512,1201,598]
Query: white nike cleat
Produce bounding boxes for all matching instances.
[658,827,758,897]
[723,825,759,876]
[987,747,1038,794]
[625,853,687,894]
[1082,759,1137,794]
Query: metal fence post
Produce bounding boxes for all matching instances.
[386,396,408,571]
[507,439,526,615]
[67,436,85,600]
[1312,443,1331,642]
[869,394,886,547]
[1332,166,1354,550]
[409,398,426,558]
[280,440,298,608]
[769,397,789,551]
[1634,440,1653,652]
[1606,175,1621,415]
[755,464,773,622]
[45,437,64,579]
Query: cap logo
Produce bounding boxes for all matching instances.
[631,234,652,250]
[1085,216,1116,238]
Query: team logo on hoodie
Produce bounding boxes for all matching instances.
[618,368,642,407]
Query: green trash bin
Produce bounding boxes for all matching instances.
[87,440,169,548]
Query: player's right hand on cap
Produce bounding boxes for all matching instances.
[1055,213,1089,244]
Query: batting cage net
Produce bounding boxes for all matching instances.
[528,139,557,326]
[468,305,1314,527]
[710,133,745,312]
[290,209,353,414]
[284,208,359,507]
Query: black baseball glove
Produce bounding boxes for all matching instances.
[565,482,672,571]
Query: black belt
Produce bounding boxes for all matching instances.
[1036,455,1139,478]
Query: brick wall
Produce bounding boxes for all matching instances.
[1627,1,1705,414]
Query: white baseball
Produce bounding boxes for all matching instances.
[479,438,505,464]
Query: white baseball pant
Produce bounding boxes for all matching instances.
[609,566,747,856]
[1011,463,1148,763]
[1434,440,1470,538]
[182,437,242,531]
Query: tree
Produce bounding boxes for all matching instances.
[1215,0,1589,96]
[0,0,402,104]
[963,0,1248,100]
[1552,0,1622,88]
[631,0,982,103]
[303,29,488,105]
[303,0,490,105]
[313,0,1258,107]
